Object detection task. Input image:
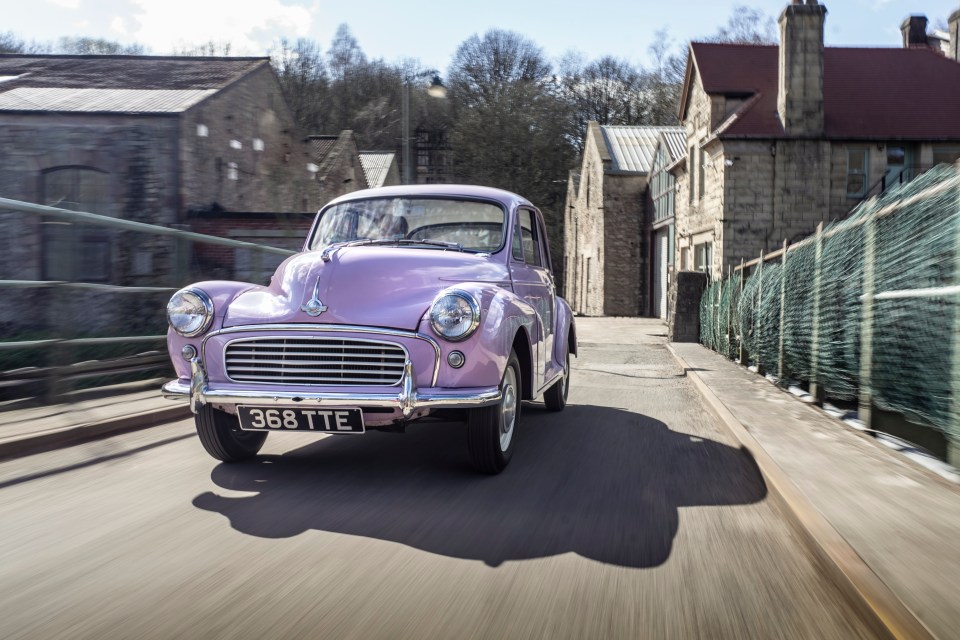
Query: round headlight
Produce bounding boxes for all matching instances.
[429,291,480,342]
[167,288,214,338]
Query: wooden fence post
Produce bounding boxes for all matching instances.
[738,258,747,364]
[726,263,734,358]
[756,250,765,375]
[858,213,876,429]
[778,238,789,382]
[715,270,722,353]
[809,222,825,403]
[950,183,960,466]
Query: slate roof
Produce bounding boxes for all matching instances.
[686,42,960,140]
[600,125,687,174]
[0,54,268,113]
[358,151,396,188]
[308,135,339,164]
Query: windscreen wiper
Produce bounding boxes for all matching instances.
[362,238,467,252]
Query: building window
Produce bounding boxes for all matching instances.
[688,146,695,204]
[698,148,706,200]
[933,147,960,166]
[846,148,869,198]
[651,147,677,223]
[694,241,712,275]
[41,166,113,282]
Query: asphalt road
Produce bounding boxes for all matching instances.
[0,318,876,639]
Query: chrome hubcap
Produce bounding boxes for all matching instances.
[499,367,517,452]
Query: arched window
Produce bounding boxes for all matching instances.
[41,167,113,282]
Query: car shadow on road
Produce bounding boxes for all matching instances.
[192,404,767,569]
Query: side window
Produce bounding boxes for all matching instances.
[511,217,524,261]
[535,213,552,272]
[518,209,542,267]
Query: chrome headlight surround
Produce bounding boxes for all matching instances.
[167,287,215,338]
[429,290,481,342]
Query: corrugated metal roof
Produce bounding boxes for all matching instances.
[359,152,396,188]
[659,129,687,164]
[0,54,267,90]
[600,125,685,174]
[0,87,216,113]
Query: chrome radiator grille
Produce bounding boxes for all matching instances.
[224,337,407,386]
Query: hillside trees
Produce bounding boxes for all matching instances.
[446,30,576,274]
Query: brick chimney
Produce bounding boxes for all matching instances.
[950,10,960,62]
[777,0,827,136]
[901,15,928,47]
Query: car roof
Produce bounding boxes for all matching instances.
[321,184,534,211]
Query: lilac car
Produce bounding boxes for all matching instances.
[163,185,576,473]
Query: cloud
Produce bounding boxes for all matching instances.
[125,0,313,54]
[46,0,81,8]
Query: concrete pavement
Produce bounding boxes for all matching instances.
[2,318,958,637]
[0,318,876,639]
[670,338,960,640]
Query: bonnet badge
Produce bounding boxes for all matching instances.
[301,278,328,317]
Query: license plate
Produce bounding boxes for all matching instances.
[237,406,365,434]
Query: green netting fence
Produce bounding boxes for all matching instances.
[700,164,960,444]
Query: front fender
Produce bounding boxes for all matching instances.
[166,280,255,379]
[554,296,577,363]
[421,284,536,389]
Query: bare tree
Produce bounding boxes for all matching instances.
[559,53,650,153]
[172,41,234,57]
[0,31,52,54]
[643,29,686,125]
[707,5,778,44]
[448,29,575,268]
[327,24,367,81]
[271,37,329,134]
[56,37,146,55]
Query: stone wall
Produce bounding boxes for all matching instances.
[179,66,321,215]
[564,122,654,317]
[562,172,579,303]
[0,113,181,283]
[675,74,726,279]
[567,123,607,316]
[602,173,648,316]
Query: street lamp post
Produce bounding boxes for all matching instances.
[402,75,447,185]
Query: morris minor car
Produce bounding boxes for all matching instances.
[163,185,576,473]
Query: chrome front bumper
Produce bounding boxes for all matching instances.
[162,357,501,417]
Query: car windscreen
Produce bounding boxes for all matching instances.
[308,197,506,252]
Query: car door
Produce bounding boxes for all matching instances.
[509,207,555,391]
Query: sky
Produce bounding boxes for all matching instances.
[3,0,960,72]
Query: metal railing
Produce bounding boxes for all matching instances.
[0,197,299,407]
[699,164,960,464]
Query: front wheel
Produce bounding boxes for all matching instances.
[467,351,521,474]
[195,405,267,462]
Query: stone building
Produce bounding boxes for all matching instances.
[564,122,684,316]
[0,54,351,287]
[188,130,371,281]
[671,1,960,280]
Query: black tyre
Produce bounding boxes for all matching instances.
[467,351,521,474]
[195,405,267,462]
[543,349,570,412]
